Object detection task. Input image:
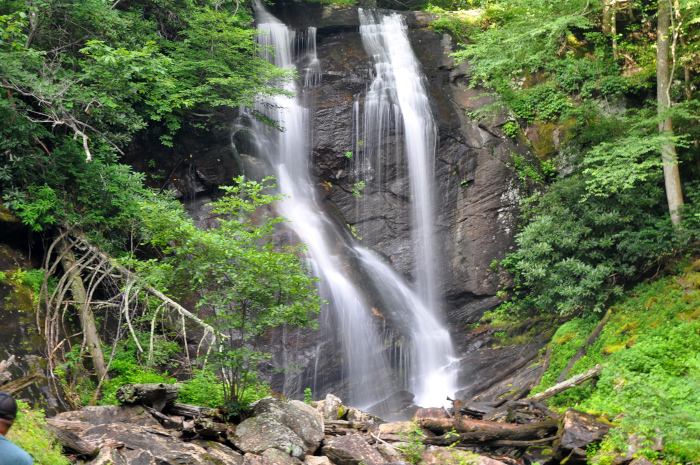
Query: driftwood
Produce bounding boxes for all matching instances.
[557,310,611,383]
[143,405,183,430]
[1,371,43,397]
[167,402,225,421]
[423,418,559,446]
[116,383,178,411]
[529,364,604,402]
[46,425,99,458]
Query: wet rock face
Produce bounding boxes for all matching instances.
[122,5,533,402]
[554,409,611,462]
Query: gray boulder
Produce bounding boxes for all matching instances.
[232,414,306,458]
[81,422,242,465]
[322,393,344,420]
[321,434,387,465]
[253,398,324,454]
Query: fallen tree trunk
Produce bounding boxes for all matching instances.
[419,416,524,434]
[423,418,559,446]
[1,371,43,396]
[167,403,225,421]
[556,311,611,383]
[46,425,99,458]
[116,383,178,411]
[528,365,604,402]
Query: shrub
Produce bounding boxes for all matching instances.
[7,401,69,465]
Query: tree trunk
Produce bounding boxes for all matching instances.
[602,0,614,35]
[59,240,109,382]
[657,0,684,225]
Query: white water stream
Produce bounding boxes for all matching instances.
[244,2,456,408]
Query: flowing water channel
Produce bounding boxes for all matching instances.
[238,1,457,409]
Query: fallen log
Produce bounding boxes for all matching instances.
[557,311,611,383]
[116,383,178,411]
[423,418,559,446]
[485,436,559,447]
[167,402,224,421]
[46,425,99,458]
[1,371,43,397]
[528,365,604,402]
[419,416,524,434]
[143,405,183,430]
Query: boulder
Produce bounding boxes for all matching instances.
[412,408,447,422]
[554,409,611,460]
[367,391,415,418]
[51,405,161,429]
[321,434,387,465]
[253,398,324,453]
[232,414,307,458]
[345,406,380,424]
[262,448,304,465]
[322,394,344,420]
[80,422,243,465]
[305,457,334,465]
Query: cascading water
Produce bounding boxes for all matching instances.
[251,2,394,407]
[240,1,457,408]
[353,9,457,407]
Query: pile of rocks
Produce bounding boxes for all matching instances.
[45,384,620,465]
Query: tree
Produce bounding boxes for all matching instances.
[141,177,322,406]
[657,0,685,226]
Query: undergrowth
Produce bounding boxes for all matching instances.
[6,401,69,465]
[532,262,700,463]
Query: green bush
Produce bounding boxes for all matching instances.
[7,401,69,465]
[489,175,693,318]
[178,369,225,408]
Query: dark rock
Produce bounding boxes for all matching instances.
[554,409,611,460]
[367,390,414,418]
[231,414,307,458]
[521,445,556,465]
[252,398,324,454]
[322,434,387,465]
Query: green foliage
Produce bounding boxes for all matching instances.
[396,421,426,464]
[532,270,700,462]
[345,151,353,159]
[94,332,179,405]
[178,369,226,408]
[502,121,519,138]
[141,177,322,405]
[0,0,290,247]
[304,387,313,405]
[7,401,69,465]
[491,178,700,318]
[351,181,365,198]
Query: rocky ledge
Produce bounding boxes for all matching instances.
[45,384,629,465]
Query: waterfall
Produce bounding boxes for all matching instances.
[242,1,456,409]
[354,9,457,407]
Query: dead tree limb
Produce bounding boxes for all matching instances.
[528,365,605,402]
[556,310,611,383]
[2,371,44,396]
[58,238,109,382]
